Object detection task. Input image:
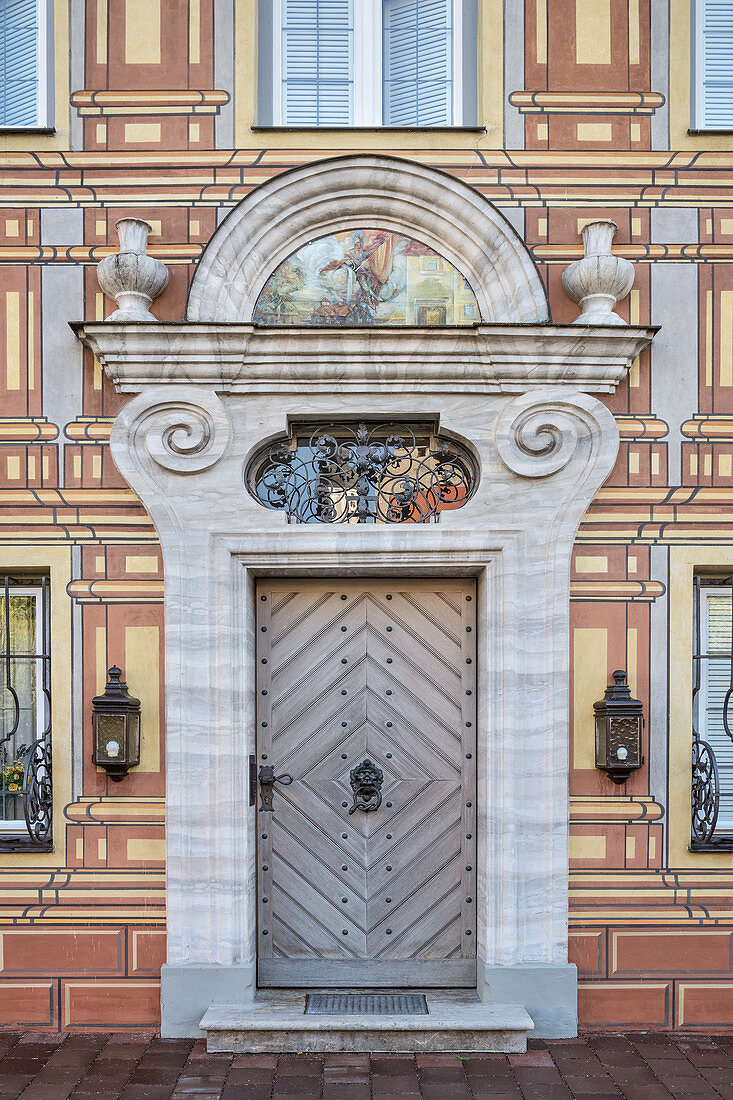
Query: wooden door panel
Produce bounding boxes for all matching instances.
[257,578,477,988]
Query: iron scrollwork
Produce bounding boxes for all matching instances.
[348,758,384,814]
[691,734,720,845]
[247,421,476,524]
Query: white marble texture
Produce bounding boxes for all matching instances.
[71,322,657,395]
[200,991,533,1053]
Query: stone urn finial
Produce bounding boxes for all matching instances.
[561,220,634,326]
[97,218,169,321]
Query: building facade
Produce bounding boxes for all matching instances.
[0,0,732,1039]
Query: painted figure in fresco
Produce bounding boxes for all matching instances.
[251,228,481,326]
[319,231,399,324]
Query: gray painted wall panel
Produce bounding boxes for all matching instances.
[503,0,524,149]
[41,266,84,487]
[69,0,85,151]
[651,263,699,483]
[215,0,235,147]
[651,208,699,246]
[650,0,670,151]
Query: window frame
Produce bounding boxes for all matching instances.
[669,548,733,867]
[0,574,53,852]
[690,0,733,133]
[268,0,465,128]
[693,578,733,846]
[0,0,54,132]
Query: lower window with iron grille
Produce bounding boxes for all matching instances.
[0,575,52,851]
[691,574,733,850]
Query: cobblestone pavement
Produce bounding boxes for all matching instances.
[0,1032,733,1099]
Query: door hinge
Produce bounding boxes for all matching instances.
[249,754,257,807]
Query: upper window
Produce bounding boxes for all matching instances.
[0,0,52,129]
[266,0,468,127]
[692,0,733,131]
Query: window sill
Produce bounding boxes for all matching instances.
[688,128,733,135]
[0,127,55,135]
[689,837,733,852]
[251,125,486,133]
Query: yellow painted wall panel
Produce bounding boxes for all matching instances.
[721,291,733,387]
[127,838,166,862]
[124,124,161,144]
[124,626,160,773]
[575,0,611,65]
[577,123,613,142]
[573,628,607,769]
[125,0,160,64]
[189,0,200,64]
[628,0,640,64]
[126,556,159,574]
[576,556,609,573]
[97,0,107,64]
[570,834,607,860]
[536,0,547,64]
[5,292,21,392]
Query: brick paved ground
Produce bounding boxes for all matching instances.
[0,1032,732,1099]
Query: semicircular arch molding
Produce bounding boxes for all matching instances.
[186,155,550,325]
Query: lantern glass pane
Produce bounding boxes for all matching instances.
[95,713,127,763]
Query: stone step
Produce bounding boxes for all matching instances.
[200,990,534,1053]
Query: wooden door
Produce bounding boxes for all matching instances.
[256,579,477,988]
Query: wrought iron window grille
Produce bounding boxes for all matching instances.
[246,421,477,524]
[691,574,733,851]
[0,575,52,851]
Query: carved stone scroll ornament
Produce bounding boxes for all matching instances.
[495,388,618,479]
[97,217,169,321]
[561,220,634,326]
[110,386,231,475]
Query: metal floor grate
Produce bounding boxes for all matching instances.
[305,993,428,1016]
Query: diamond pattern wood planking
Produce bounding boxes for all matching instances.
[256,579,477,988]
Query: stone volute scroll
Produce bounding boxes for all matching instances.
[97,218,169,321]
[110,385,231,476]
[562,220,634,326]
[495,388,619,480]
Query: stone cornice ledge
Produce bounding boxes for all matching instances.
[70,322,658,395]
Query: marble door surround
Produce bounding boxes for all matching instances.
[73,155,657,1038]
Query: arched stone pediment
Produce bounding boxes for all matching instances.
[186,155,550,325]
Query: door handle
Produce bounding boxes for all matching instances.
[348,758,384,814]
[258,764,293,812]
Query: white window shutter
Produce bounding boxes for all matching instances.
[697,0,733,129]
[282,0,353,125]
[0,0,39,127]
[383,0,452,126]
[702,593,733,830]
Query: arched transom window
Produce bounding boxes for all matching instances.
[252,228,481,326]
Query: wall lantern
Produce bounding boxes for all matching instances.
[91,666,141,782]
[594,670,644,784]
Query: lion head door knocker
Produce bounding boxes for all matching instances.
[348,758,384,814]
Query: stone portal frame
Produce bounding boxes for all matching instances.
[73,154,658,1040]
[90,380,634,1039]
